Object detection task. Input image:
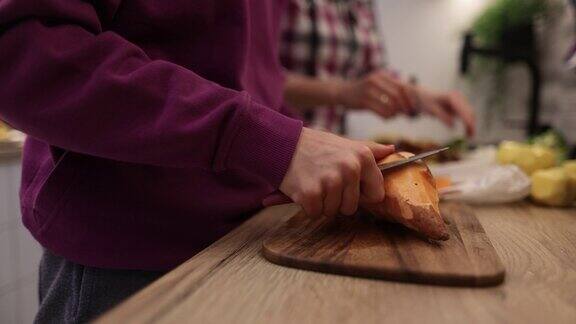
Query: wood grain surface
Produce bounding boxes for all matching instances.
[97,202,576,324]
[263,204,504,286]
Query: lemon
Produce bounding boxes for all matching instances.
[530,145,558,172]
[563,161,576,202]
[497,141,531,164]
[531,167,575,207]
[497,141,557,175]
[563,160,576,175]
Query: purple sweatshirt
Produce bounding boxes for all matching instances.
[0,0,303,270]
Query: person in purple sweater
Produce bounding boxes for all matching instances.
[0,1,394,322]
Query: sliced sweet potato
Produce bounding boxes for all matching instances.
[434,176,452,190]
[362,152,449,241]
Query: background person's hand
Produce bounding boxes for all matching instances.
[405,85,476,137]
[279,128,395,218]
[337,70,413,118]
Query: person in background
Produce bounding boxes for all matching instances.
[0,1,394,322]
[280,0,476,136]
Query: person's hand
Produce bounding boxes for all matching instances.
[336,70,413,118]
[406,86,476,137]
[279,128,395,218]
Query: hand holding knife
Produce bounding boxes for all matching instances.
[263,147,449,207]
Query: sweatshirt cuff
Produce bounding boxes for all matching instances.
[223,100,303,188]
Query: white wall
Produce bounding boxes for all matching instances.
[375,0,490,89]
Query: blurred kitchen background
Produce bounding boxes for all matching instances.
[349,0,576,145]
[1,0,575,323]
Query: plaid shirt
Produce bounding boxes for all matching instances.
[280,0,385,133]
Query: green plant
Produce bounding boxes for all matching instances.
[472,0,554,48]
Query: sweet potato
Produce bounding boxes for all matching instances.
[434,176,452,190]
[362,152,449,241]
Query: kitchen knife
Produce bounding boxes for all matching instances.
[377,147,449,172]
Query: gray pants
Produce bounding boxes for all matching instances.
[35,250,165,324]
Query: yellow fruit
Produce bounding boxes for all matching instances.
[497,141,557,175]
[564,160,576,175]
[563,161,576,203]
[530,145,558,171]
[497,141,531,165]
[531,168,575,207]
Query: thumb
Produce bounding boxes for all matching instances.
[363,142,395,161]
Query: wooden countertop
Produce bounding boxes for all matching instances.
[98,202,576,324]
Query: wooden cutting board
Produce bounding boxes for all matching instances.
[262,202,505,287]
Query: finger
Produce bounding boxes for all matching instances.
[444,92,476,137]
[340,179,360,216]
[426,100,455,128]
[295,186,323,217]
[358,148,385,203]
[366,86,401,113]
[360,166,385,203]
[402,84,423,117]
[363,142,395,161]
[368,81,405,113]
[374,72,411,114]
[322,174,343,217]
[387,79,414,115]
[396,82,419,116]
[365,99,398,119]
[359,190,386,205]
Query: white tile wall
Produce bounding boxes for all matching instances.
[0,157,41,324]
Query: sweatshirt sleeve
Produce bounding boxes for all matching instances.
[0,1,303,187]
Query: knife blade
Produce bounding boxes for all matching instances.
[378,147,449,172]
